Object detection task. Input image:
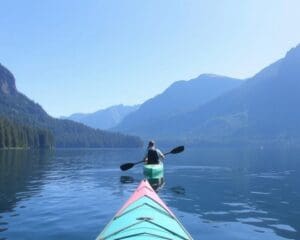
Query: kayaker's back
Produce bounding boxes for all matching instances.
[147,148,159,164]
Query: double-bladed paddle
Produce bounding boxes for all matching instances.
[120,145,184,171]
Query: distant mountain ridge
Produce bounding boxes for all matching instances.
[0,64,142,148]
[123,44,300,146]
[64,104,140,130]
[3,43,300,147]
[115,74,242,136]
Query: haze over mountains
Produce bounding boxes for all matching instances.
[64,104,140,130]
[2,43,300,147]
[0,64,142,148]
[115,75,242,135]
[115,44,300,146]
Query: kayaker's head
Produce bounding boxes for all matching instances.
[148,140,155,148]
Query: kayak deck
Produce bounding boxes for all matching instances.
[143,163,164,179]
[96,179,193,240]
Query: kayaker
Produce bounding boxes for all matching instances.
[144,140,165,165]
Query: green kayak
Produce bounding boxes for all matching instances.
[143,163,164,179]
[96,179,193,239]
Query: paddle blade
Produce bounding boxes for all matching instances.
[120,163,134,171]
[170,146,184,154]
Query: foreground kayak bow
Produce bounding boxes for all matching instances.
[96,179,193,239]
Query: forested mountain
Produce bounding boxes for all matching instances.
[0,63,142,148]
[0,117,53,148]
[64,104,140,130]
[115,74,242,135]
[135,44,300,145]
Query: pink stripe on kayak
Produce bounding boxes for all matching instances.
[116,179,175,217]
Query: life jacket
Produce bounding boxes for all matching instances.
[147,148,159,164]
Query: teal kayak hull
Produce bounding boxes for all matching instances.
[143,163,164,179]
[96,179,193,239]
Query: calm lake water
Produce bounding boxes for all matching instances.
[0,147,299,240]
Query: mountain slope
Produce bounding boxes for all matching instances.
[0,116,53,148]
[65,104,140,130]
[0,64,142,148]
[115,74,242,135]
[151,44,300,144]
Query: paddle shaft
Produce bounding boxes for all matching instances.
[120,146,184,171]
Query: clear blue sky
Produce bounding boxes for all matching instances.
[0,0,300,117]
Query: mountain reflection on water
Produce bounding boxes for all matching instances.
[0,147,299,240]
